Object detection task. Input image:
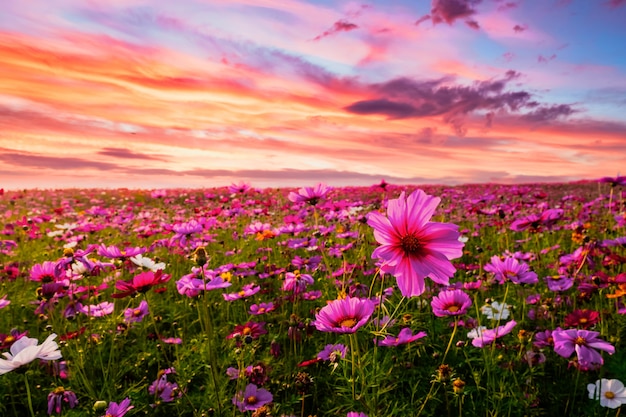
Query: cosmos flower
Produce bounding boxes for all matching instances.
[288,183,332,206]
[469,320,517,348]
[563,309,600,329]
[0,294,9,310]
[377,328,427,347]
[226,322,268,340]
[367,189,464,297]
[588,379,626,409]
[112,270,172,298]
[223,283,260,301]
[431,289,472,317]
[97,244,147,260]
[47,387,78,415]
[0,333,62,375]
[130,255,166,272]
[347,413,368,417]
[232,383,273,412]
[29,261,59,282]
[484,256,538,285]
[553,329,615,370]
[313,297,375,334]
[480,301,511,320]
[248,302,275,316]
[78,302,114,317]
[124,300,150,323]
[282,271,314,295]
[228,181,252,194]
[101,397,134,417]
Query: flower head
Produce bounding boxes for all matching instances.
[124,300,150,323]
[101,397,134,417]
[112,269,172,298]
[367,189,464,297]
[480,301,511,320]
[232,383,273,412]
[313,297,375,334]
[588,378,626,409]
[484,255,538,285]
[47,387,78,415]
[469,320,517,348]
[288,183,331,206]
[431,289,472,317]
[553,329,615,370]
[377,327,427,347]
[0,333,62,375]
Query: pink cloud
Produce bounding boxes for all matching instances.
[430,0,483,25]
[312,19,359,41]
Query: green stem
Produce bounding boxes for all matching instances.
[441,318,458,365]
[24,373,35,417]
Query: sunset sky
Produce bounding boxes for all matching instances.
[1,0,625,190]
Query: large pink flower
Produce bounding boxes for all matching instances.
[367,190,464,297]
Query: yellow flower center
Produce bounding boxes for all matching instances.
[339,318,357,328]
[579,317,588,324]
[605,391,616,399]
[5,335,15,343]
[246,395,257,404]
[574,336,586,345]
[133,309,143,317]
[447,305,460,313]
[242,327,252,336]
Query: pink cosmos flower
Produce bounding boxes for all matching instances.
[78,301,114,317]
[223,283,260,301]
[313,297,375,334]
[288,183,332,206]
[0,295,9,310]
[29,261,59,282]
[552,329,615,370]
[377,328,427,347]
[367,189,464,297]
[469,320,517,348]
[431,289,472,317]
[484,255,538,285]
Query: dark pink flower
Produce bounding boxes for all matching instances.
[431,289,472,317]
[367,189,464,297]
[469,320,517,348]
[112,270,172,298]
[484,255,538,285]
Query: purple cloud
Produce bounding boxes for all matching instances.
[313,19,359,41]
[523,104,577,122]
[513,24,527,33]
[430,0,483,25]
[538,54,557,63]
[345,72,531,122]
[466,20,480,29]
[606,0,626,7]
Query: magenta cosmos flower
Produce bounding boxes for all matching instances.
[314,297,375,334]
[377,328,427,347]
[469,320,517,348]
[101,397,133,417]
[367,189,464,297]
[484,255,538,285]
[552,329,615,370]
[288,183,331,206]
[431,289,472,317]
[112,270,172,298]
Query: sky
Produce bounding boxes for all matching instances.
[0,0,625,190]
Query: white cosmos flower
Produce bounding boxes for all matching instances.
[130,255,166,272]
[480,301,511,320]
[588,379,626,409]
[0,334,62,375]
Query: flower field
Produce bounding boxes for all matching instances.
[0,179,625,416]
